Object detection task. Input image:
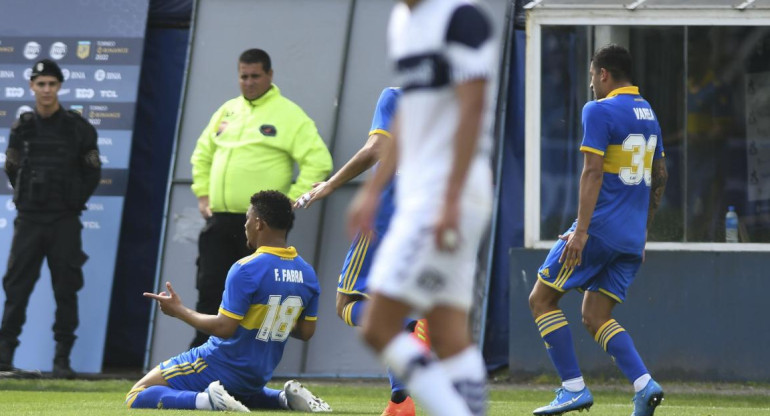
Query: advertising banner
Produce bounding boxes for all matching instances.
[0,0,149,373]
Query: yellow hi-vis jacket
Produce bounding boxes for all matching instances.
[190,85,332,213]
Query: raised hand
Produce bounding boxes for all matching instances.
[143,281,185,318]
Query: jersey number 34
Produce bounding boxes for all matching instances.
[619,134,657,186]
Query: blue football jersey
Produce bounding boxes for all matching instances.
[199,246,320,389]
[370,87,401,232]
[579,86,664,254]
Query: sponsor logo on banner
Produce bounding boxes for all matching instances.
[23,68,32,80]
[77,41,91,59]
[95,40,129,61]
[5,87,24,98]
[99,155,109,165]
[23,41,41,60]
[86,202,104,211]
[88,105,121,126]
[0,135,6,143]
[82,220,101,229]
[100,90,117,98]
[0,70,14,79]
[93,69,122,82]
[58,88,70,96]
[70,105,84,115]
[69,71,86,80]
[49,42,67,60]
[0,40,13,54]
[16,105,33,119]
[6,199,15,211]
[0,218,7,228]
[61,68,70,81]
[76,88,95,99]
[98,137,112,146]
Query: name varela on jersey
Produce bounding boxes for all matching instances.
[633,107,656,121]
[274,268,304,283]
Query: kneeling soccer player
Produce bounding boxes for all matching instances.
[126,191,331,413]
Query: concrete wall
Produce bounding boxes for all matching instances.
[149,0,510,377]
[508,248,770,382]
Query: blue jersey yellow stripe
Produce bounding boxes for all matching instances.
[183,245,320,390]
[580,86,664,253]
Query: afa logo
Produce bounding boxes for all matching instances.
[77,41,91,59]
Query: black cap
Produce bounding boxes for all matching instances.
[30,59,64,82]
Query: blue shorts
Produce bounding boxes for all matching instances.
[160,347,281,409]
[537,233,642,303]
[337,229,383,296]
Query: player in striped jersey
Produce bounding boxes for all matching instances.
[528,44,668,416]
[126,191,330,412]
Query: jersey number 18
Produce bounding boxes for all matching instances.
[256,295,303,342]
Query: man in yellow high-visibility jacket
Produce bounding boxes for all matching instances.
[189,48,332,348]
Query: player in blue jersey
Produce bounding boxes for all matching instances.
[528,44,668,416]
[295,87,427,416]
[126,191,331,412]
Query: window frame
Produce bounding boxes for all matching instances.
[524,7,770,251]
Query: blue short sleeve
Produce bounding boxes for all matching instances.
[369,88,402,136]
[301,290,320,320]
[653,123,665,160]
[220,263,260,319]
[581,101,611,155]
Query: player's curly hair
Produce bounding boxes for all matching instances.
[250,190,294,232]
[592,44,632,82]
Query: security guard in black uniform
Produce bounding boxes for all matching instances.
[0,59,101,378]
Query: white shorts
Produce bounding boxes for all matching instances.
[367,195,492,313]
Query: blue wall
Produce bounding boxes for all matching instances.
[102,26,189,369]
[509,248,770,382]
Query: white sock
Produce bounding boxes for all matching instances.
[441,346,487,416]
[633,374,652,392]
[382,333,472,416]
[562,377,586,392]
[195,392,213,410]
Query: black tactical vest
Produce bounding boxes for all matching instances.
[13,111,83,212]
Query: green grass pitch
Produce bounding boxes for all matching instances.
[0,378,768,415]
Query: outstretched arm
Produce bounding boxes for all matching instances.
[347,117,399,238]
[295,132,390,209]
[144,282,240,339]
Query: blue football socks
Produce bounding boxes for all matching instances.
[128,385,197,409]
[342,300,366,327]
[595,319,648,384]
[535,310,582,383]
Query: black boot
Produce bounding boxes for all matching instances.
[52,341,76,379]
[0,340,16,371]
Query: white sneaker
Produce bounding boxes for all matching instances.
[206,380,250,412]
[283,380,332,412]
